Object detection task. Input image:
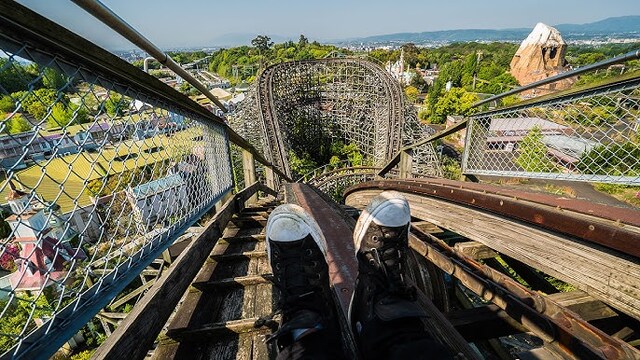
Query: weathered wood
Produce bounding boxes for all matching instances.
[108,280,154,310]
[191,274,273,291]
[164,317,276,340]
[547,290,618,322]
[412,220,444,234]
[500,255,559,295]
[399,149,413,179]
[242,150,258,204]
[265,166,277,191]
[453,241,498,260]
[209,250,267,261]
[346,189,640,320]
[93,183,270,360]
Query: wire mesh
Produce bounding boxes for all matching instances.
[463,76,640,185]
[0,42,232,356]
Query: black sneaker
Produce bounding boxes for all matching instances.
[265,204,334,348]
[349,191,426,336]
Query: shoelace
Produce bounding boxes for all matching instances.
[367,242,414,298]
[272,249,322,314]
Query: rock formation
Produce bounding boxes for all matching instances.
[510,23,575,96]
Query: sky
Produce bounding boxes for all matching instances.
[16,0,640,50]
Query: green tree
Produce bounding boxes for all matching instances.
[251,35,273,52]
[432,87,479,124]
[404,86,419,104]
[14,88,60,120]
[47,103,71,128]
[298,34,309,48]
[43,67,67,91]
[288,150,317,177]
[104,94,130,117]
[0,95,15,113]
[516,126,557,172]
[0,58,33,94]
[4,113,31,134]
[578,142,640,176]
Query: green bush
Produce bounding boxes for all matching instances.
[516,126,557,172]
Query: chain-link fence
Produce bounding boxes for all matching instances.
[463,74,640,185]
[0,30,233,359]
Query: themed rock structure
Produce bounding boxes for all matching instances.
[510,23,575,96]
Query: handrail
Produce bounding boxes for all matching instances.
[91,182,275,360]
[472,49,640,108]
[70,0,228,113]
[2,0,289,182]
[378,48,640,177]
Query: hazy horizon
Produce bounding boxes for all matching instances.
[15,0,640,50]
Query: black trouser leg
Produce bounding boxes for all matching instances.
[276,329,347,360]
[358,317,454,360]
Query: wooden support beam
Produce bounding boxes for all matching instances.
[398,149,413,179]
[209,250,267,261]
[165,317,278,341]
[412,220,444,234]
[265,166,277,191]
[500,255,559,295]
[547,290,618,322]
[242,150,257,204]
[99,318,112,337]
[191,274,273,291]
[108,280,154,310]
[92,183,273,360]
[221,234,266,242]
[454,241,498,260]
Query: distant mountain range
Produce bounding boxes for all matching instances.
[335,16,640,46]
[205,16,640,48]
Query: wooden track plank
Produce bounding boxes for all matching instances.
[93,183,275,360]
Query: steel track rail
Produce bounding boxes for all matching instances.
[345,179,640,258]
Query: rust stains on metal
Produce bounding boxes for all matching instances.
[345,179,640,259]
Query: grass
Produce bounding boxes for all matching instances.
[542,184,577,198]
[593,183,640,207]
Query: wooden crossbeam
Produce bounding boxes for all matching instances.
[191,274,273,291]
[454,241,498,260]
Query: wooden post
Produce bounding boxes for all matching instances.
[242,150,257,203]
[399,149,413,179]
[265,166,277,191]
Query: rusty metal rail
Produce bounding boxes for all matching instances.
[345,178,640,259]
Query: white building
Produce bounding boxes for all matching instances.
[126,174,187,230]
